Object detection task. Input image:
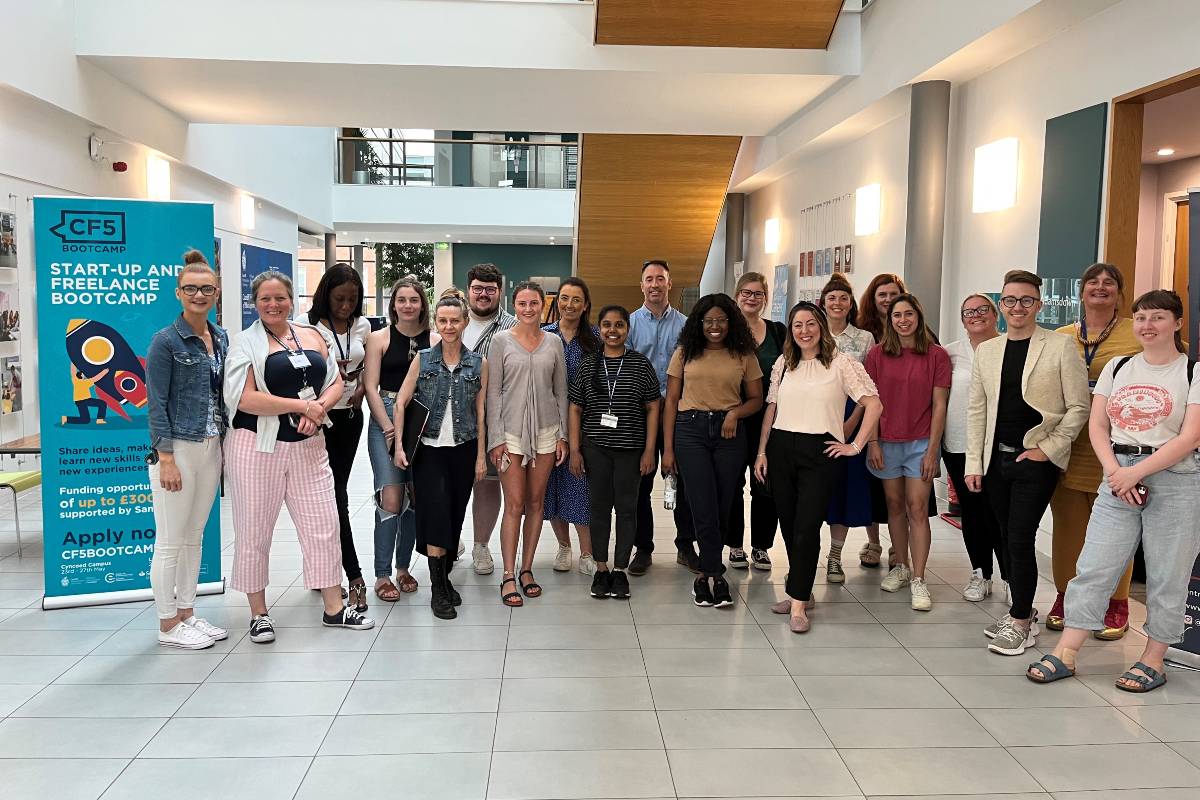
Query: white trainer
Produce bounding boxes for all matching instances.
[183,616,228,641]
[880,564,911,593]
[577,554,596,576]
[553,544,573,572]
[910,578,932,611]
[472,543,494,575]
[158,622,214,650]
[963,569,992,602]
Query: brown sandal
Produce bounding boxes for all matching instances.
[500,575,523,607]
[397,574,419,593]
[375,579,401,602]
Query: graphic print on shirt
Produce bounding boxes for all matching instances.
[1108,383,1173,432]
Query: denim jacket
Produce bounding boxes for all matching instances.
[415,343,483,445]
[147,315,229,453]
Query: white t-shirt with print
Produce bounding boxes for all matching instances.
[1094,353,1200,468]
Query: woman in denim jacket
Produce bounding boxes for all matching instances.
[394,297,488,619]
[145,250,229,650]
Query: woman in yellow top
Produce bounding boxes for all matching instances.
[1050,262,1140,638]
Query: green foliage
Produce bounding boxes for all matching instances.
[376,242,435,291]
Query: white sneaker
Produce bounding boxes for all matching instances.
[910,578,932,611]
[553,544,573,572]
[963,569,992,602]
[577,554,596,576]
[457,539,466,559]
[182,616,228,641]
[1003,580,1012,606]
[880,564,911,593]
[472,543,494,575]
[158,621,214,650]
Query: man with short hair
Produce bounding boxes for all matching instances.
[462,263,517,575]
[627,259,698,575]
[966,269,1089,656]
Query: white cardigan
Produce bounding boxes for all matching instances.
[224,319,340,453]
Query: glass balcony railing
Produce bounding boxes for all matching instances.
[336,133,578,190]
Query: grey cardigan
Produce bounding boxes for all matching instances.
[485,330,569,461]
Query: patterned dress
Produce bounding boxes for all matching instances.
[826,323,877,527]
[541,322,598,524]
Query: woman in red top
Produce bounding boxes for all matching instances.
[864,294,951,612]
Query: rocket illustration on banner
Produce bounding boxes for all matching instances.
[64,318,148,420]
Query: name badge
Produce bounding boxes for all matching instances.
[288,352,311,370]
[600,413,619,429]
[297,386,317,401]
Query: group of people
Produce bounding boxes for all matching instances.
[142,251,1200,694]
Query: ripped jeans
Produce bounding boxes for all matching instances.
[367,394,417,577]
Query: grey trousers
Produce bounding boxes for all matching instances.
[1064,453,1200,645]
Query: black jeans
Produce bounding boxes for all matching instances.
[768,430,834,602]
[324,407,364,582]
[942,450,1006,581]
[724,406,779,551]
[636,419,696,554]
[674,411,745,577]
[582,441,642,569]
[983,445,1058,619]
[413,439,477,555]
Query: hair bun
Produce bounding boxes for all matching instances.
[830,271,848,282]
[182,249,208,266]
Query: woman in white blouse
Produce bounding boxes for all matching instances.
[754,301,882,633]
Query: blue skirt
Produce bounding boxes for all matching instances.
[826,398,875,527]
[543,461,590,525]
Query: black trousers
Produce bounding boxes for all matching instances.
[324,407,364,582]
[983,445,1058,619]
[582,441,642,570]
[635,419,696,554]
[768,430,835,602]
[942,450,1006,581]
[724,405,779,551]
[413,439,477,556]
[674,411,745,577]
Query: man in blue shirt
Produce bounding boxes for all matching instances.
[627,260,697,575]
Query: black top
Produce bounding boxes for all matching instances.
[570,350,661,450]
[379,326,430,392]
[233,349,328,442]
[994,337,1042,448]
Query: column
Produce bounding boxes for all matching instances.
[724,193,745,296]
[324,233,336,270]
[903,80,951,332]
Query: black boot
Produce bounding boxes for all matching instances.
[429,555,457,620]
[442,554,462,606]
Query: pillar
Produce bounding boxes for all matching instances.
[724,193,745,296]
[324,233,336,269]
[903,80,951,333]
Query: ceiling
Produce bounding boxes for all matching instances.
[595,0,845,49]
[1142,84,1200,164]
[331,229,571,247]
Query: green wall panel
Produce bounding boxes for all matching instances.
[452,243,573,292]
[1036,103,1108,279]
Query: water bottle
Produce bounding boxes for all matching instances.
[663,473,677,510]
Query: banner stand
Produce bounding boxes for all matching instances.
[43,579,224,611]
[1165,552,1200,671]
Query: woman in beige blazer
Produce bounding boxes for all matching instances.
[965,270,1090,658]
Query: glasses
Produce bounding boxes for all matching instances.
[702,317,730,328]
[469,286,499,297]
[180,285,217,297]
[738,290,767,300]
[961,307,993,319]
[999,295,1038,309]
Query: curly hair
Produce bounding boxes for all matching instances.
[857,273,906,343]
[678,293,755,364]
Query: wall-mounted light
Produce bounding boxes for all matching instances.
[972,137,1019,213]
[855,183,881,236]
[146,155,171,201]
[240,193,256,230]
[764,218,780,254]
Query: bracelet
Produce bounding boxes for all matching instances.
[851,442,861,453]
[757,452,766,457]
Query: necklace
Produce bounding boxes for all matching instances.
[1076,311,1119,346]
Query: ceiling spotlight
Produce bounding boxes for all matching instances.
[1157,147,1175,157]
[445,234,452,238]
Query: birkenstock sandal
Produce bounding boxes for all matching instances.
[1116,662,1166,693]
[1026,654,1075,684]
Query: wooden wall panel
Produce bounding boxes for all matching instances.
[1102,101,1143,315]
[575,134,741,311]
[595,0,843,49]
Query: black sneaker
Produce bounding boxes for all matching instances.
[322,606,375,630]
[609,570,631,600]
[249,614,275,644]
[628,549,652,576]
[692,576,714,607]
[676,547,702,574]
[712,577,734,608]
[751,549,772,570]
[728,548,749,569]
[590,570,613,599]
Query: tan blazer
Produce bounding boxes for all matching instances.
[965,326,1089,475]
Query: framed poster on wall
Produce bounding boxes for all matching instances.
[240,243,293,330]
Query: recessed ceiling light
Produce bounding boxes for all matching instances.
[1158,147,1175,156]
[445,234,452,238]
[456,240,462,243]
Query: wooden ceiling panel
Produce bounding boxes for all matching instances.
[595,0,844,50]
[575,133,740,310]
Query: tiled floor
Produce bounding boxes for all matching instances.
[1,450,1199,799]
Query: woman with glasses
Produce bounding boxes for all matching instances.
[662,294,763,608]
[944,294,1005,601]
[542,277,600,575]
[146,250,228,649]
[1048,263,1140,638]
[755,301,881,632]
[487,281,570,606]
[820,272,878,584]
[307,264,372,613]
[362,278,431,602]
[727,272,787,570]
[865,293,950,612]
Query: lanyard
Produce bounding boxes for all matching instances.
[330,324,350,362]
[267,324,311,388]
[602,356,624,414]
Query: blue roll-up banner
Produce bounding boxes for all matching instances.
[240,243,292,330]
[33,197,223,609]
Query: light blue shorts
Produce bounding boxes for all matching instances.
[868,438,929,480]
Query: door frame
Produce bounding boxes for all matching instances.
[1159,191,1189,290]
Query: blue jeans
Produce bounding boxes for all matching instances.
[674,411,745,577]
[367,395,416,577]
[1064,453,1200,644]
